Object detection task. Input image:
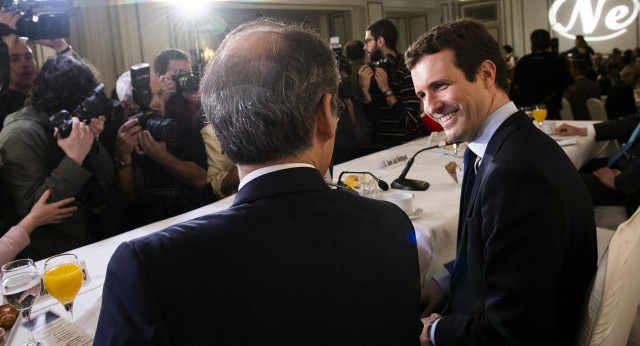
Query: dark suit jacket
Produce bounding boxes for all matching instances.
[513,52,574,120]
[605,81,637,119]
[436,112,597,345]
[595,113,640,197]
[94,167,421,345]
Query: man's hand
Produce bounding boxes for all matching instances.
[358,64,373,91]
[421,278,444,318]
[556,123,587,136]
[137,130,171,163]
[373,67,390,92]
[88,115,106,137]
[0,10,19,47]
[420,313,442,346]
[29,38,71,55]
[56,117,95,165]
[593,167,621,190]
[158,75,177,103]
[115,118,141,162]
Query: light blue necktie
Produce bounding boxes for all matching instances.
[606,121,640,167]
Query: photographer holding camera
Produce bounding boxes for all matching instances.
[109,65,215,230]
[0,6,74,131]
[0,55,114,260]
[358,19,425,151]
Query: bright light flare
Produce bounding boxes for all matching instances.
[174,0,208,19]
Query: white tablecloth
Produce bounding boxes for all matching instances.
[5,120,615,345]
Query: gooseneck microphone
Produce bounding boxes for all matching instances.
[391,142,456,191]
[337,171,390,191]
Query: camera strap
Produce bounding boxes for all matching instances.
[0,23,17,37]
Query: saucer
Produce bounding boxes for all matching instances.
[408,208,423,220]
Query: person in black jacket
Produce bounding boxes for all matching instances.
[557,114,640,216]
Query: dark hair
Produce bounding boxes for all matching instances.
[345,40,364,61]
[200,18,340,165]
[367,19,398,52]
[29,56,98,115]
[571,59,589,75]
[530,29,550,51]
[405,18,509,93]
[502,45,513,54]
[153,48,190,75]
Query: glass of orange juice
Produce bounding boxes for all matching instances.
[44,253,82,322]
[532,104,547,126]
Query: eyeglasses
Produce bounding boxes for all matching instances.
[332,97,345,123]
[364,38,375,44]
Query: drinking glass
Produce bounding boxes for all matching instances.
[43,254,82,322]
[532,104,547,126]
[1,259,43,346]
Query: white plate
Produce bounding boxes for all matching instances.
[409,208,423,220]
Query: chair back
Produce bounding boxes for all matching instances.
[576,207,640,346]
[561,98,574,120]
[586,98,608,121]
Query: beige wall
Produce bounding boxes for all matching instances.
[31,0,640,94]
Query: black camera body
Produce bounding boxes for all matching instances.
[171,70,199,94]
[132,110,181,146]
[130,63,181,145]
[367,54,398,73]
[49,83,117,138]
[2,0,72,40]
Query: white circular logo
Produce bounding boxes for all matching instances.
[549,0,640,41]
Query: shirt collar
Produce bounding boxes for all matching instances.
[238,163,315,191]
[467,101,518,160]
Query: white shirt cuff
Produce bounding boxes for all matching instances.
[587,124,596,138]
[430,318,441,346]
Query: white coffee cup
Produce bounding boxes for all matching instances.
[384,192,415,215]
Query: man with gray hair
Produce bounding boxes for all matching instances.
[94,18,421,345]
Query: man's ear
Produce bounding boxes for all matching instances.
[376,36,385,48]
[315,93,334,142]
[479,60,497,88]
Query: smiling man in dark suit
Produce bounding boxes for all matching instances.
[94,18,421,345]
[406,19,597,346]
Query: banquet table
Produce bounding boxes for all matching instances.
[2,120,614,345]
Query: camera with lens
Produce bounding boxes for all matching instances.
[131,63,182,145]
[1,0,72,40]
[49,83,117,138]
[367,54,398,93]
[171,70,200,95]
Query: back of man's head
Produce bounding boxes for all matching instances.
[571,59,589,76]
[200,18,340,165]
[405,18,509,94]
[154,49,189,76]
[116,71,133,102]
[530,29,551,51]
[345,40,364,61]
[367,19,398,53]
[29,55,98,115]
[620,64,640,86]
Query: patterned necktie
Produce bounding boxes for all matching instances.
[606,121,640,167]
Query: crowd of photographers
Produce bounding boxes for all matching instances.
[0,8,240,262]
[0,6,432,263]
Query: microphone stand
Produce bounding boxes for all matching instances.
[391,143,447,191]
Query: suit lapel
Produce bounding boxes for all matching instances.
[450,111,532,290]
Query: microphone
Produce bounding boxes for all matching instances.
[391,142,457,191]
[337,171,390,191]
